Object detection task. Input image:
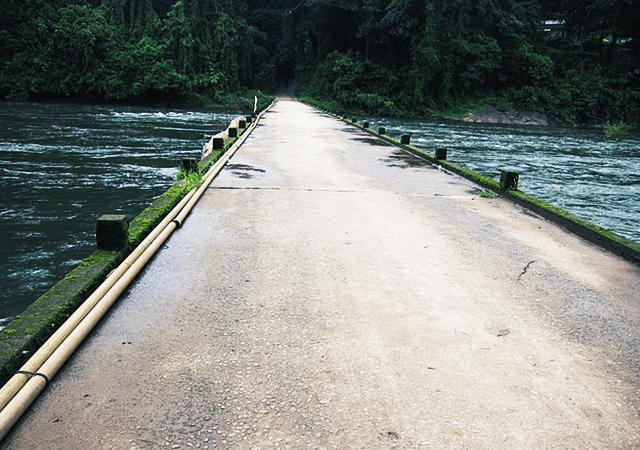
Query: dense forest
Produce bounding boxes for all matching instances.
[0,0,638,124]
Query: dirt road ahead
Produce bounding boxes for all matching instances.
[3,99,640,449]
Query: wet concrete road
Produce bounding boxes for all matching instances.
[3,99,640,449]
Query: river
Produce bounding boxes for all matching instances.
[374,117,640,245]
[0,102,237,325]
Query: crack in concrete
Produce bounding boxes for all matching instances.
[518,260,536,281]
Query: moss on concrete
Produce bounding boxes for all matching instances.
[0,249,121,383]
[503,189,640,264]
[128,182,191,247]
[199,150,224,174]
[96,214,129,250]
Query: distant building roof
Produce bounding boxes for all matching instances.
[541,20,565,32]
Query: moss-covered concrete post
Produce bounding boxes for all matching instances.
[352,118,358,124]
[378,127,386,135]
[435,148,447,161]
[228,127,238,138]
[96,215,129,250]
[212,137,224,150]
[239,119,247,129]
[401,134,411,145]
[245,115,252,124]
[363,121,370,129]
[180,158,198,173]
[500,170,519,190]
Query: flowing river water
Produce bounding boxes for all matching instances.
[0,102,237,325]
[0,104,638,325]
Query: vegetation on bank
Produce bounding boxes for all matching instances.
[1,1,638,126]
[295,0,639,126]
[0,0,277,106]
[604,120,632,140]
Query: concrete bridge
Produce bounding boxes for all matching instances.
[2,98,640,449]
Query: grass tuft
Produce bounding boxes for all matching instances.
[604,121,631,140]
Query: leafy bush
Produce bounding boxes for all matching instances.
[604,121,631,140]
[449,36,502,95]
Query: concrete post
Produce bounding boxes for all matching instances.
[363,121,370,129]
[500,170,519,190]
[212,138,224,150]
[180,158,198,173]
[239,119,247,128]
[352,118,358,124]
[228,127,238,138]
[96,215,129,250]
[434,148,447,161]
[401,134,411,145]
[245,115,252,124]
[378,127,386,135]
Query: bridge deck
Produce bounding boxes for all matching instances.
[4,99,640,449]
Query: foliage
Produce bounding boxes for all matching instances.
[298,50,405,116]
[0,0,261,103]
[297,96,343,115]
[176,170,203,192]
[294,0,639,125]
[0,0,638,125]
[604,121,631,140]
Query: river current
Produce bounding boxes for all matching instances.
[0,102,236,325]
[1,104,638,324]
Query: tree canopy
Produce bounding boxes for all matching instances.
[0,0,638,123]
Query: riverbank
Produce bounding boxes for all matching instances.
[463,104,572,127]
[298,95,577,128]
